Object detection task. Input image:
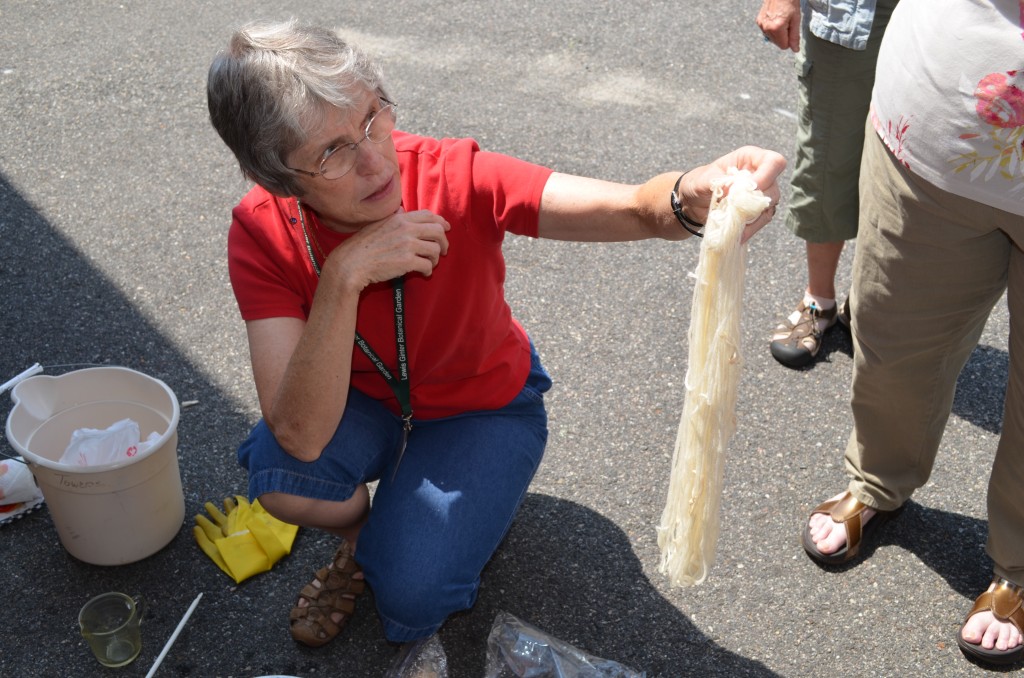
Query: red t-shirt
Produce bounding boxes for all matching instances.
[228,131,554,418]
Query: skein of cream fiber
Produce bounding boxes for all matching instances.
[657,169,771,587]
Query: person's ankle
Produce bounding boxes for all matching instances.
[803,291,836,311]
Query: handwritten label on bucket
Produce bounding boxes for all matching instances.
[55,475,106,490]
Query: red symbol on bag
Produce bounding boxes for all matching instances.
[126,445,138,457]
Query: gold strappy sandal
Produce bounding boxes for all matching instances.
[801,491,902,566]
[957,576,1024,666]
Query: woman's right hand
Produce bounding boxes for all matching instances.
[252,209,448,460]
[323,209,451,292]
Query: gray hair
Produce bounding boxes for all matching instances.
[207,19,388,197]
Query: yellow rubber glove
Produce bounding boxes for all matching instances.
[193,496,299,583]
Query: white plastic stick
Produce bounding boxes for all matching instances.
[145,592,203,678]
[0,363,42,395]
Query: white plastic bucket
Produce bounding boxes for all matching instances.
[4,366,184,565]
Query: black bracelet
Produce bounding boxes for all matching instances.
[670,172,704,238]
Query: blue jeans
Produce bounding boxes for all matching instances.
[238,345,551,642]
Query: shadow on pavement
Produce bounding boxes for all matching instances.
[884,502,994,599]
[952,344,1007,435]
[442,493,779,677]
[0,172,251,488]
[0,172,256,677]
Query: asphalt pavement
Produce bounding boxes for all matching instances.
[0,1,1017,676]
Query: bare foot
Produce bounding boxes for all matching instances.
[806,491,876,555]
[960,580,1024,653]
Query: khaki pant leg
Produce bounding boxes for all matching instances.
[844,132,1010,511]
[990,244,1024,581]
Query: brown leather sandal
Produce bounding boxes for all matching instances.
[289,541,366,647]
[801,491,902,566]
[957,576,1024,666]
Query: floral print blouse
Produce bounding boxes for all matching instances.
[870,0,1024,216]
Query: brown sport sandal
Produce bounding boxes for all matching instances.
[290,540,366,647]
[957,576,1024,666]
[770,300,838,368]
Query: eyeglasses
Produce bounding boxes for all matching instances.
[288,99,397,180]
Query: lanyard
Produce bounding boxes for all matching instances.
[354,279,413,438]
[296,200,413,476]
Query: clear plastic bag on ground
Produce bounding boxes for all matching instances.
[385,633,449,678]
[484,611,646,678]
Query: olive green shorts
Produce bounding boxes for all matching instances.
[786,0,898,243]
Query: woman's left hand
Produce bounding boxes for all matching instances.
[675,146,787,243]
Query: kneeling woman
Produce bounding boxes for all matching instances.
[206,19,784,653]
